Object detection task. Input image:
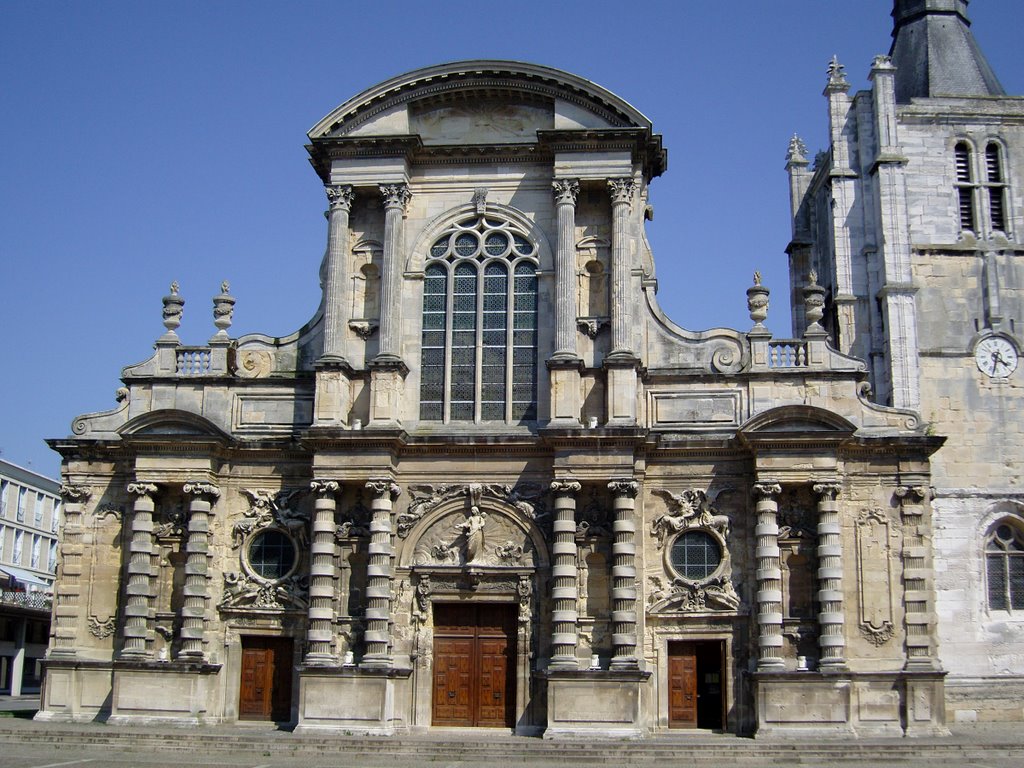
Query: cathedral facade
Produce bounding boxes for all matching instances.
[38,1,1020,736]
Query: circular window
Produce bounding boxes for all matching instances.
[669,530,722,581]
[247,529,297,581]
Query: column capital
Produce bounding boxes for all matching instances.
[752,481,782,500]
[379,183,411,211]
[310,479,341,497]
[126,482,158,499]
[607,479,639,498]
[550,480,582,496]
[607,177,637,206]
[366,477,401,501]
[60,484,92,503]
[182,481,220,500]
[812,481,842,500]
[552,179,580,206]
[325,184,354,212]
[894,485,930,504]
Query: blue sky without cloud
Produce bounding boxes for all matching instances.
[2,0,1021,476]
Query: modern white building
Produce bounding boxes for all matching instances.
[0,459,61,695]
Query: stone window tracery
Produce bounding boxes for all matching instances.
[986,520,1024,611]
[419,215,538,423]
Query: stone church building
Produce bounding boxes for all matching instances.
[38,0,1022,736]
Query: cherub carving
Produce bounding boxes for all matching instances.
[651,488,730,546]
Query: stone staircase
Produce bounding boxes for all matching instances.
[0,720,1021,766]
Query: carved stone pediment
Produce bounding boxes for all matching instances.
[399,482,547,539]
[412,509,536,568]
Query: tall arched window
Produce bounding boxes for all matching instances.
[984,142,1007,232]
[986,521,1024,611]
[419,216,538,424]
[954,141,977,232]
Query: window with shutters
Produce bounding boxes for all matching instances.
[954,141,977,232]
[419,215,538,424]
[986,521,1024,612]
[984,143,1008,233]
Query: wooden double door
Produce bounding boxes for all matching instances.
[432,603,516,727]
[239,636,293,721]
[668,640,725,730]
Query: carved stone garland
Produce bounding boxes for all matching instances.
[856,507,896,646]
[220,489,309,613]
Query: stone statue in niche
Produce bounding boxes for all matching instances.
[458,505,487,563]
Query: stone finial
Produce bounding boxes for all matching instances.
[161,281,185,337]
[787,134,809,166]
[871,54,895,72]
[212,281,235,337]
[826,55,850,91]
[803,269,827,336]
[747,272,770,329]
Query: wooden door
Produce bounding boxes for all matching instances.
[432,603,515,727]
[239,637,293,721]
[668,642,698,728]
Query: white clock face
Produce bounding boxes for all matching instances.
[975,336,1018,378]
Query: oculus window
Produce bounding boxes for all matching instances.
[420,215,538,424]
[248,529,297,582]
[669,530,723,581]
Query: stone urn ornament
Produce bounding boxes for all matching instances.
[212,280,235,338]
[803,269,827,332]
[747,271,770,329]
[161,281,185,337]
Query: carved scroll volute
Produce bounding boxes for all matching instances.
[182,481,221,503]
[894,485,929,518]
[607,479,639,499]
[310,479,341,497]
[126,482,158,501]
[366,479,401,501]
[752,482,782,501]
[550,480,582,496]
[60,484,93,504]
[812,482,841,502]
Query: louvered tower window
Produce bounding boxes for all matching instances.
[985,143,1007,232]
[987,522,1024,611]
[954,142,977,232]
[419,216,538,424]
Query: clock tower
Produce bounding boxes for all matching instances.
[787,0,1024,723]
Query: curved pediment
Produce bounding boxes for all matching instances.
[118,409,230,440]
[309,60,653,141]
[740,405,857,436]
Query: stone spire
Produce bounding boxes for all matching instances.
[889,0,1006,103]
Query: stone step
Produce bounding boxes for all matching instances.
[1,722,1021,764]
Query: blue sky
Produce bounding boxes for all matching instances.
[2,0,1022,476]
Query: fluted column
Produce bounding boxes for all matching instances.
[376,184,411,361]
[306,479,341,665]
[813,482,846,669]
[322,185,355,362]
[896,485,937,668]
[50,484,91,657]
[362,477,400,668]
[607,178,637,358]
[753,482,784,670]
[179,481,219,660]
[608,479,639,670]
[549,480,582,670]
[552,179,580,359]
[121,482,158,659]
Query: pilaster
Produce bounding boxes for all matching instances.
[362,477,400,668]
[753,482,784,670]
[895,485,939,669]
[307,479,341,666]
[608,479,639,670]
[121,482,158,659]
[813,482,846,670]
[549,480,582,670]
[49,484,92,658]
[179,481,219,660]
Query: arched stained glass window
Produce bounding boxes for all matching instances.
[987,521,1024,611]
[419,216,538,424]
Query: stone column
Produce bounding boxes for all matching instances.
[549,480,582,670]
[322,185,355,362]
[50,484,91,658]
[362,478,400,668]
[179,482,219,660]
[753,482,784,670]
[896,485,938,668]
[607,178,637,358]
[376,184,411,362]
[9,617,26,696]
[813,482,846,669]
[121,482,158,659]
[608,479,639,670]
[552,179,580,359]
[306,479,340,665]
